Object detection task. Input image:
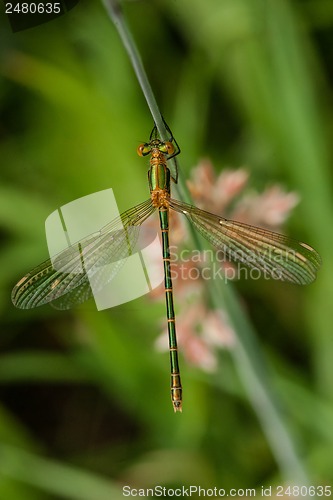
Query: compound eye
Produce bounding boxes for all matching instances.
[137,143,150,157]
[165,141,175,155]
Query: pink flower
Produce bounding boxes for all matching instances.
[231,186,300,228]
[155,304,235,373]
[150,160,299,372]
[187,160,249,214]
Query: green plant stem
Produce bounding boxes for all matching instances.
[218,281,308,483]
[0,444,122,500]
[101,0,165,139]
[102,0,309,484]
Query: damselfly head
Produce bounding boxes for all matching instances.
[137,139,175,157]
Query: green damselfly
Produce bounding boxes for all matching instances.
[12,124,321,412]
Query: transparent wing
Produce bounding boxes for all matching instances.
[50,281,94,310]
[12,199,155,309]
[169,199,321,285]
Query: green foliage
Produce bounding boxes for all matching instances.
[0,0,333,497]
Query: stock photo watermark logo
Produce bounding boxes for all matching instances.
[3,0,80,32]
[45,189,164,311]
[168,246,291,284]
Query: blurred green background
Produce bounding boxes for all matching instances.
[1,0,333,498]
